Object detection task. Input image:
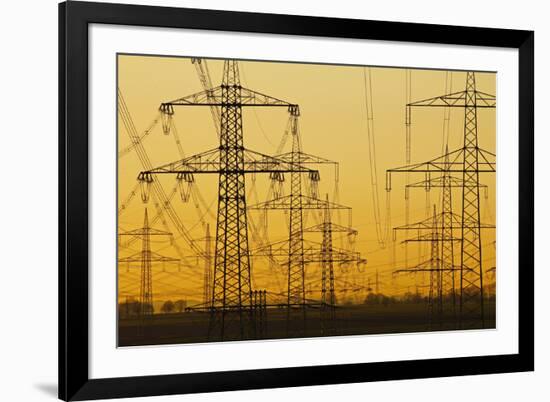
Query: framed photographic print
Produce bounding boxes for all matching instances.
[59,1,534,400]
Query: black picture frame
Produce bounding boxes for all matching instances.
[59,1,534,400]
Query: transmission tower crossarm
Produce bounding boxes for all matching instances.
[248,195,350,210]
[387,147,496,174]
[119,251,179,263]
[394,267,456,274]
[303,222,357,235]
[394,258,458,273]
[407,89,496,108]
[400,232,461,244]
[139,147,318,177]
[161,86,298,110]
[393,211,495,231]
[406,175,489,189]
[386,147,495,190]
[273,150,337,166]
[303,248,363,264]
[118,227,173,236]
[253,239,364,264]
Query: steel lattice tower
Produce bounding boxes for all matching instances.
[210,62,253,339]
[140,60,317,340]
[427,207,443,325]
[248,112,364,336]
[394,206,446,327]
[386,71,496,328]
[286,111,307,333]
[248,112,346,336]
[138,209,153,318]
[119,208,178,324]
[253,194,363,337]
[440,149,457,318]
[320,195,336,335]
[403,147,489,321]
[459,72,484,327]
[306,206,360,335]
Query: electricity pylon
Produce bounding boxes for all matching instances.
[139,60,318,341]
[254,200,364,337]
[404,147,489,319]
[118,209,178,323]
[392,203,494,325]
[386,72,496,328]
[394,206,458,327]
[248,113,345,336]
[303,194,359,335]
[320,204,336,334]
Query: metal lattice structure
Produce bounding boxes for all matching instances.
[404,148,490,320]
[320,197,337,335]
[286,112,307,334]
[387,72,496,328]
[427,207,443,325]
[253,206,363,336]
[304,196,361,334]
[394,206,457,327]
[118,209,178,322]
[460,73,488,327]
[440,149,457,319]
[248,113,361,336]
[212,62,252,340]
[140,60,318,341]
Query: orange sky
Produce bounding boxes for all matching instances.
[117,55,496,307]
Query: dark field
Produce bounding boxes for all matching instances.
[118,302,496,347]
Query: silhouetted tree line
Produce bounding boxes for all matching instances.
[118,298,187,318]
[363,286,495,306]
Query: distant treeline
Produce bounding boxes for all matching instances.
[119,285,496,317]
[119,298,188,318]
[361,284,496,306]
